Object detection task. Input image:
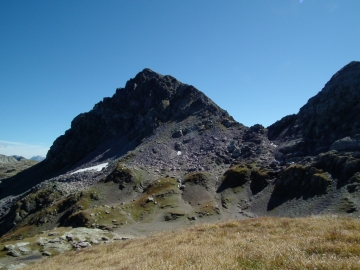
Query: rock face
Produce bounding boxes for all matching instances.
[45,68,237,172]
[330,134,360,152]
[268,61,360,160]
[0,62,360,244]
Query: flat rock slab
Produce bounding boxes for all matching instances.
[0,227,135,269]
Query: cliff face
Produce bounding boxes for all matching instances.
[268,61,360,159]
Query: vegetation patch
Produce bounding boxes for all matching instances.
[217,164,251,192]
[182,172,211,188]
[104,163,149,191]
[164,211,186,221]
[23,216,360,270]
[104,163,136,189]
[2,188,105,241]
[195,201,219,217]
[272,164,332,200]
[217,163,271,194]
[16,188,64,217]
[126,177,180,222]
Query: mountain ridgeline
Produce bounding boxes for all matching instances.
[0,62,360,240]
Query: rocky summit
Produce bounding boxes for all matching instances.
[0,63,360,250]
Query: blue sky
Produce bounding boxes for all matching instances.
[1,0,359,158]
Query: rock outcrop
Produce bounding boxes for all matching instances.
[268,61,360,160]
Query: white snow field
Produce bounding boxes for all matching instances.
[70,162,108,175]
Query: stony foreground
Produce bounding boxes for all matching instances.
[0,227,134,269]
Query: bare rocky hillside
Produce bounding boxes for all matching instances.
[0,62,359,244]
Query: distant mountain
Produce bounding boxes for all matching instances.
[0,154,18,163]
[0,154,38,180]
[30,156,45,162]
[12,155,26,161]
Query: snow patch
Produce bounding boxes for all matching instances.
[71,163,108,175]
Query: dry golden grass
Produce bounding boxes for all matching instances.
[25,216,360,270]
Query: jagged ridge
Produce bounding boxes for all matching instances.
[46,68,234,172]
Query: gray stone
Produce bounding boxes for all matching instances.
[174,142,182,151]
[227,141,237,153]
[172,130,183,138]
[330,135,360,151]
[3,244,15,251]
[18,246,30,254]
[77,241,91,248]
[7,250,21,257]
[42,251,52,256]
[15,242,29,247]
[231,148,241,158]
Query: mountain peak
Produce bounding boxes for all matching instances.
[45,69,237,172]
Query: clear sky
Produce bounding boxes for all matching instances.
[1,0,359,158]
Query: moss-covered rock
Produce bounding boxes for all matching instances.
[66,211,92,227]
[14,188,64,223]
[182,172,211,188]
[271,164,331,200]
[218,165,251,192]
[217,164,272,195]
[105,164,134,188]
[104,163,147,190]
[315,151,360,186]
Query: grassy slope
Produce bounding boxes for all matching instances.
[25,216,360,270]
